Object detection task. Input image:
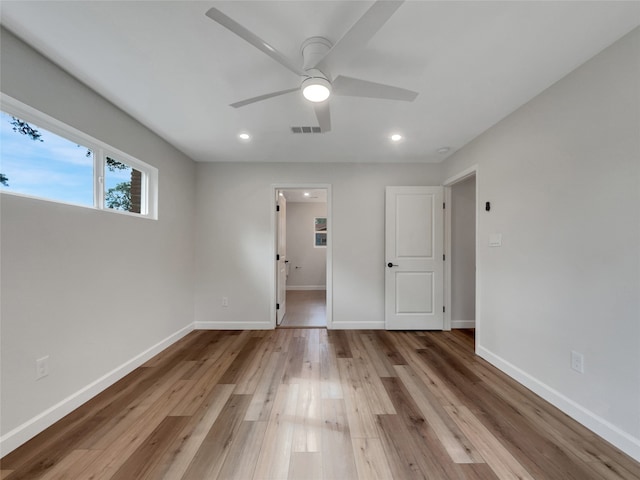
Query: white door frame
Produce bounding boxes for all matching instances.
[276,192,287,326]
[443,165,479,342]
[270,183,333,329]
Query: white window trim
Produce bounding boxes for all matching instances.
[0,94,158,219]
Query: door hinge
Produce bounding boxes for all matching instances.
[276,204,280,212]
[443,306,446,313]
[276,254,280,261]
[276,303,280,310]
[443,202,446,209]
[443,254,445,261]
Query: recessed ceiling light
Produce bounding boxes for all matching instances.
[437,146,450,154]
[238,133,250,140]
[303,192,310,197]
[390,134,403,142]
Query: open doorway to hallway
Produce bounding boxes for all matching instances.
[280,290,326,327]
[450,175,476,329]
[445,167,477,349]
[275,187,329,328]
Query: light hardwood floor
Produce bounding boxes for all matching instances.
[2,329,639,479]
[279,290,326,328]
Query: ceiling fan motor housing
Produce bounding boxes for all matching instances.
[301,36,332,73]
[300,38,333,102]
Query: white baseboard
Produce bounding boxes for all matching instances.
[0,323,194,457]
[195,320,382,330]
[286,285,326,291]
[477,346,640,462]
[451,319,476,329]
[194,321,273,330]
[330,321,385,330]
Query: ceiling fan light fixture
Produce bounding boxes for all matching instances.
[302,76,332,103]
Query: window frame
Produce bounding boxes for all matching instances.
[0,94,158,219]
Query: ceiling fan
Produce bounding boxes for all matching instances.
[205,0,418,133]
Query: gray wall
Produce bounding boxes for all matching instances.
[451,175,476,327]
[442,27,640,457]
[286,202,327,289]
[194,162,442,329]
[0,28,197,452]
[1,23,638,462]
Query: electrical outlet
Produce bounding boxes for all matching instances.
[222,296,228,307]
[36,356,50,380]
[570,351,584,373]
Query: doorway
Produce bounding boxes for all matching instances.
[273,185,331,328]
[444,166,478,349]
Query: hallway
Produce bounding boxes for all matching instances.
[279,290,326,328]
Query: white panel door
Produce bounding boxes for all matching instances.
[385,186,444,330]
[276,194,287,325]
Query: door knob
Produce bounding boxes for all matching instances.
[387,262,398,268]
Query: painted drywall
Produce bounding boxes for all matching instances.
[450,175,476,327]
[443,27,640,459]
[286,202,327,289]
[194,162,441,329]
[0,28,197,453]
[1,17,637,465]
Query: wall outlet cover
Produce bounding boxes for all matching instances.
[36,356,50,380]
[570,351,584,373]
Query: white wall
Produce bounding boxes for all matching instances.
[1,18,637,465]
[286,202,327,289]
[443,28,640,460]
[0,28,197,454]
[194,162,441,329]
[450,175,476,327]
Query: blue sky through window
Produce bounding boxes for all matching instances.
[0,111,94,206]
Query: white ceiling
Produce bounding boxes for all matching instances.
[1,1,638,164]
[280,189,327,203]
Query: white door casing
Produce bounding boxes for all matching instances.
[385,186,444,330]
[276,193,287,325]
[271,184,333,329]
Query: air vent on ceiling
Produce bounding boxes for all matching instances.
[291,126,322,134]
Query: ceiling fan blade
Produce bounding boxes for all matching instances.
[313,102,331,132]
[313,0,404,72]
[332,75,418,102]
[230,88,299,108]
[205,7,305,77]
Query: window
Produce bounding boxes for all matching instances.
[0,111,95,207]
[104,156,143,214]
[0,95,157,218]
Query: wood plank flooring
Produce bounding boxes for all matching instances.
[2,329,639,479]
[279,290,326,328]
